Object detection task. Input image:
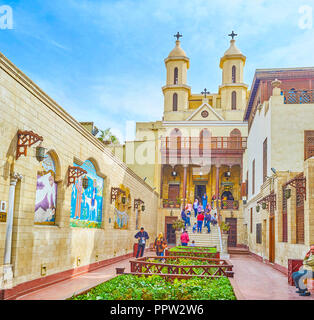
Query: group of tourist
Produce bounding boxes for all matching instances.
[134,227,168,258]
[181,193,218,234]
[180,229,196,247]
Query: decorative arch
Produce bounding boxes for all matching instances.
[232,65,236,83]
[173,93,178,111]
[170,128,182,156]
[86,157,107,179]
[199,129,211,156]
[231,91,237,110]
[174,67,178,84]
[229,129,241,149]
[46,149,62,181]
[70,159,104,228]
[230,128,241,137]
[34,152,58,225]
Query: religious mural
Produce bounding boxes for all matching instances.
[114,184,131,229]
[70,160,104,228]
[35,153,57,224]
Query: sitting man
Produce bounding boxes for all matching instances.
[292,245,314,296]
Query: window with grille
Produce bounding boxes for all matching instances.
[263,138,267,183]
[252,159,255,195]
[174,67,178,85]
[282,186,288,242]
[296,175,304,244]
[231,91,237,110]
[232,65,236,83]
[173,93,178,111]
[256,223,262,244]
[246,171,248,196]
[304,130,314,160]
[250,207,253,233]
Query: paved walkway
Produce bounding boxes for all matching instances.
[230,255,314,300]
[15,253,314,300]
[16,257,133,300]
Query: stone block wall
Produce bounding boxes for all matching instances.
[0,52,158,290]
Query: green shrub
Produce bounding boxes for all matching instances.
[71,274,236,300]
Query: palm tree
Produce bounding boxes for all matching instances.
[98,128,119,145]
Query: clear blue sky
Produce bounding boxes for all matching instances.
[2,0,314,141]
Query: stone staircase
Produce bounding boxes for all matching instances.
[186,216,221,250]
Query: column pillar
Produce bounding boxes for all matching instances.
[160,165,164,199]
[215,165,221,223]
[183,165,188,208]
[1,172,23,289]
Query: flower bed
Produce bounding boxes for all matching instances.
[168,246,219,259]
[129,256,233,278]
[71,274,236,300]
[169,246,217,253]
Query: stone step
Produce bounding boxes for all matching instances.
[228,247,250,255]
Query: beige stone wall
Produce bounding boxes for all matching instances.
[0,53,158,288]
[245,165,313,267]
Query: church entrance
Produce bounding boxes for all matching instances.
[165,216,177,245]
[226,218,237,247]
[194,184,206,201]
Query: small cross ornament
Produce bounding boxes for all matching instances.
[201,88,210,98]
[174,32,182,41]
[228,30,238,40]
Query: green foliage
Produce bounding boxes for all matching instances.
[170,246,217,253]
[172,219,185,231]
[144,258,219,275]
[71,274,236,300]
[98,128,119,145]
[220,221,230,232]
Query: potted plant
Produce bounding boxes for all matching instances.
[262,202,267,210]
[256,205,260,212]
[285,189,291,199]
[169,200,174,208]
[172,219,185,231]
[222,200,228,209]
[233,200,239,210]
[163,199,169,208]
[175,197,181,208]
[220,222,230,234]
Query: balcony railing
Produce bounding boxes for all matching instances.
[161,137,247,155]
[162,199,181,208]
[282,89,314,104]
[221,200,239,210]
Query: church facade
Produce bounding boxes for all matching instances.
[113,34,250,247]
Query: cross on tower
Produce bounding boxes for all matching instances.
[174,32,182,41]
[228,30,238,40]
[201,88,210,98]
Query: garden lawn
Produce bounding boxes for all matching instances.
[71,274,236,300]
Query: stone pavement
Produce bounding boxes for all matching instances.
[15,256,133,300]
[229,255,314,300]
[14,252,314,300]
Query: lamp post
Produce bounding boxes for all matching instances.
[1,172,23,288]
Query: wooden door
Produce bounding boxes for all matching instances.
[296,199,304,244]
[226,218,237,247]
[168,184,180,201]
[269,216,275,263]
[166,224,176,244]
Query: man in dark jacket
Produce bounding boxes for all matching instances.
[134,227,149,258]
[181,208,187,228]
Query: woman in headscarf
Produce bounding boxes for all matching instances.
[154,232,165,256]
